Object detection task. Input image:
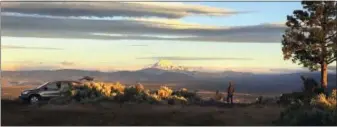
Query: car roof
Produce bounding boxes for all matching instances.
[50,80,81,83]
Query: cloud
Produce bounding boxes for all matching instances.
[328,66,336,71]
[1,45,63,50]
[60,61,75,66]
[1,2,246,19]
[1,13,286,43]
[1,60,58,70]
[15,66,60,71]
[2,61,44,64]
[129,44,149,47]
[2,61,76,70]
[269,68,309,73]
[137,56,254,61]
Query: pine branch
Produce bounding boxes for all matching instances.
[328,57,336,64]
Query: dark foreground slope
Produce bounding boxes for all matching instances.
[1,99,282,126]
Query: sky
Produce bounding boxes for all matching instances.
[1,1,336,73]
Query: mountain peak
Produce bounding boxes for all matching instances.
[152,60,174,69]
[144,60,190,72]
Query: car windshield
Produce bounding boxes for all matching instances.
[36,82,49,89]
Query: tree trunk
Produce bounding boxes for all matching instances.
[320,62,328,89]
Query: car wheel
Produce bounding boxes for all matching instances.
[29,95,40,104]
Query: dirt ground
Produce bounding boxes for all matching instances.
[1,85,283,126]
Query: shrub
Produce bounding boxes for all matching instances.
[278,92,314,105]
[110,82,125,94]
[70,81,125,103]
[157,86,173,99]
[135,83,145,92]
[171,88,202,104]
[118,86,149,103]
[51,81,203,105]
[168,95,188,105]
[181,88,188,92]
[275,89,337,125]
[314,87,325,94]
[310,89,337,111]
[172,88,196,98]
[275,106,337,126]
[146,93,162,104]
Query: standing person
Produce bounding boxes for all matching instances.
[227,81,235,104]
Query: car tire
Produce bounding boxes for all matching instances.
[29,95,41,104]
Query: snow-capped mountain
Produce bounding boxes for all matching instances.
[151,60,189,71]
[140,60,192,75]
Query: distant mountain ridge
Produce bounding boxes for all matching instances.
[2,60,336,93]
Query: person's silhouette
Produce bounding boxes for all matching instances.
[226,81,235,104]
[56,82,61,90]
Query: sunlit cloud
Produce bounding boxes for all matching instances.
[1,45,63,50]
[2,14,286,43]
[137,56,254,61]
[1,1,247,19]
[2,12,225,29]
[0,1,312,72]
[91,33,199,39]
[60,61,75,66]
[129,44,149,47]
[269,68,309,73]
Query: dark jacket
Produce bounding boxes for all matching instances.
[227,85,235,95]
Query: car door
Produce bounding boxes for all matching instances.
[39,81,62,98]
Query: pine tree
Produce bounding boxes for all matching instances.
[282,1,337,89]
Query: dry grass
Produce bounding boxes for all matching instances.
[1,85,35,100]
[1,99,282,126]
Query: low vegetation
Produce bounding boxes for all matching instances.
[4,78,336,126]
[52,81,202,105]
[1,84,282,126]
[275,89,337,125]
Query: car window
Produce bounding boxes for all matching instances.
[60,82,70,90]
[71,82,80,86]
[71,82,82,87]
[37,82,49,89]
[45,82,60,90]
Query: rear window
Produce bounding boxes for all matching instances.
[45,82,60,90]
[60,82,71,89]
[71,82,81,86]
